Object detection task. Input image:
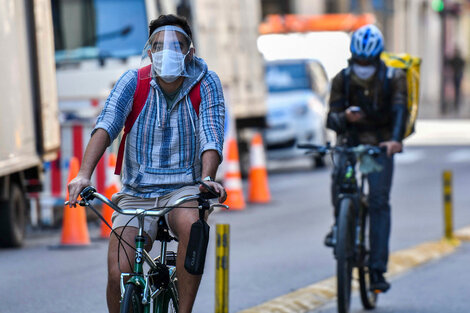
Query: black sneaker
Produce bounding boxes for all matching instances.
[324,230,335,247]
[369,270,391,293]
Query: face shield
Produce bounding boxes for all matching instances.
[140,25,196,83]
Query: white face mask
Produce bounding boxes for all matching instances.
[352,64,376,80]
[152,50,187,83]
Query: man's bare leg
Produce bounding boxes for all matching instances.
[169,204,203,313]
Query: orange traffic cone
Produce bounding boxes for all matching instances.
[223,138,246,210]
[101,153,120,238]
[60,157,91,246]
[248,133,271,203]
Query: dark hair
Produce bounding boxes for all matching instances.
[149,14,192,40]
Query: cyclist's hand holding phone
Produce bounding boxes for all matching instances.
[346,106,364,123]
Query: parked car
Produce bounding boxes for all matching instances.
[263,59,332,167]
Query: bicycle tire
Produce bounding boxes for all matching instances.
[359,266,377,309]
[358,213,377,309]
[120,283,144,313]
[336,198,354,313]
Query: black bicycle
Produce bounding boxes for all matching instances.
[299,143,384,313]
[67,183,227,313]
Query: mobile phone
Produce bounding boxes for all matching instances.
[349,106,362,113]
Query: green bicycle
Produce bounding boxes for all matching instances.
[73,184,227,313]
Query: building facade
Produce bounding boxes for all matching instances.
[260,0,470,117]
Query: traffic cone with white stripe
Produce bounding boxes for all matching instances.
[223,138,246,210]
[101,153,121,238]
[248,133,271,203]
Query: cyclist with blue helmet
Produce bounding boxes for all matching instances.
[326,24,408,292]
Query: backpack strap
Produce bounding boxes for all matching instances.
[342,67,351,107]
[383,65,394,105]
[115,65,151,175]
[342,67,360,145]
[189,81,201,115]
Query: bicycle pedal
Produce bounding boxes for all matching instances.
[373,289,382,294]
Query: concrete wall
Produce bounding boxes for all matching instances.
[390,0,442,116]
[292,0,325,14]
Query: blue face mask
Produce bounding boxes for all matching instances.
[152,49,188,83]
[352,63,376,80]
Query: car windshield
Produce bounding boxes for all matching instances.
[265,62,310,93]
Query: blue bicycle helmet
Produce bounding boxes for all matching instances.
[350,24,384,60]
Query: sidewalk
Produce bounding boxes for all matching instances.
[315,241,470,313]
[406,119,470,146]
[239,227,470,313]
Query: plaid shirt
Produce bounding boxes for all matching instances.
[93,58,225,198]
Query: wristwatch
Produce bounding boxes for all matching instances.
[203,176,213,182]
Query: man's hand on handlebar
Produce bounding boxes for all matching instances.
[379,140,403,157]
[199,181,227,203]
[67,175,92,207]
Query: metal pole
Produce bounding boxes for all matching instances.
[442,170,454,240]
[440,1,447,114]
[215,224,229,313]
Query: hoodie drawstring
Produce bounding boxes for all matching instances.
[185,95,197,137]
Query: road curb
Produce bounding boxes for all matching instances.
[238,226,469,313]
[455,226,470,241]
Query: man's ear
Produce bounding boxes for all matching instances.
[189,47,195,58]
[147,50,152,61]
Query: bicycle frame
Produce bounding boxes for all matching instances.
[76,186,227,313]
[333,152,369,263]
[120,214,178,312]
[88,191,180,311]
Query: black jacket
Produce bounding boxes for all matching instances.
[327,60,408,145]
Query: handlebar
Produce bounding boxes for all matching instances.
[297,143,385,157]
[65,186,229,216]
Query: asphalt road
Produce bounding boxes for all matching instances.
[1,144,470,313]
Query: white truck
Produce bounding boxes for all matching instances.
[52,0,266,175]
[0,0,60,247]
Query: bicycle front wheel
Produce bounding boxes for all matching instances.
[120,283,144,313]
[155,277,179,313]
[336,197,355,313]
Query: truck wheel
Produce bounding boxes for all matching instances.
[0,183,26,247]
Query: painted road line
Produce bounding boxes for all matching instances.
[238,228,468,313]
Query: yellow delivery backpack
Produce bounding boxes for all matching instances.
[380,52,422,138]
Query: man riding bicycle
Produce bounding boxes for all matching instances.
[325,24,407,292]
[67,14,226,313]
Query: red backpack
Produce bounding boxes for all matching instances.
[115,65,201,175]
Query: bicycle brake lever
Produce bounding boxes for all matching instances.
[210,203,229,210]
[64,200,87,206]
